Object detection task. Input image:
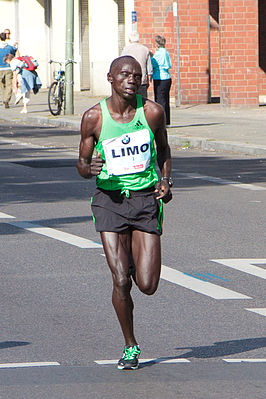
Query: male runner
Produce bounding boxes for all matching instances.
[76,56,172,370]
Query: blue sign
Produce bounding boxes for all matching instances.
[132,11,137,22]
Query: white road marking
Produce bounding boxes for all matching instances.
[223,359,266,363]
[101,256,250,300]
[245,308,266,317]
[211,259,266,280]
[0,138,78,155]
[175,172,266,191]
[7,221,102,249]
[0,138,46,148]
[0,362,60,368]
[160,265,251,300]
[95,358,190,365]
[0,212,16,219]
[0,215,260,300]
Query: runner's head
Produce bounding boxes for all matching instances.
[107,56,142,99]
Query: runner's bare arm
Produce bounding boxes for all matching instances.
[145,100,172,202]
[76,105,104,179]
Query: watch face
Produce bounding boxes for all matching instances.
[161,177,173,187]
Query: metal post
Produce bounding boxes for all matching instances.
[15,0,20,41]
[208,15,211,104]
[65,0,74,115]
[176,15,181,106]
[173,2,181,106]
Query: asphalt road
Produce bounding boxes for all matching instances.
[0,121,265,399]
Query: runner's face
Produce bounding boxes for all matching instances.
[109,60,142,98]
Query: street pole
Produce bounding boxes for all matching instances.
[65,0,74,115]
[173,2,181,106]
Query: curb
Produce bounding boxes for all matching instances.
[0,114,81,130]
[168,135,266,156]
[1,114,266,156]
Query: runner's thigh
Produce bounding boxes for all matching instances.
[131,230,161,291]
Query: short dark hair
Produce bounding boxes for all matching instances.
[0,32,7,41]
[109,55,139,73]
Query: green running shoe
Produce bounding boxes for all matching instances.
[117,345,141,370]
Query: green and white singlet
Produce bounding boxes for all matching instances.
[95,94,159,193]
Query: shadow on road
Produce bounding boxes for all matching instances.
[174,337,266,358]
[139,337,266,368]
[0,341,30,349]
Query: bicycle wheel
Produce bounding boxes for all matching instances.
[58,81,64,110]
[48,81,62,116]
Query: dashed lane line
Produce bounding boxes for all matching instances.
[161,264,251,300]
[211,259,266,280]
[0,213,258,300]
[0,138,78,156]
[0,211,102,249]
[95,358,190,366]
[0,362,60,369]
[245,308,266,317]
[0,212,16,219]
[1,209,102,249]
[7,220,103,249]
[95,358,266,366]
[223,359,266,363]
[100,254,251,300]
[2,359,265,368]
[173,171,266,191]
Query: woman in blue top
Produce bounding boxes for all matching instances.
[151,35,172,125]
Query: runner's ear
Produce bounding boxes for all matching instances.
[107,73,113,83]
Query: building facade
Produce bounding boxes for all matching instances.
[0,0,265,106]
[0,0,133,95]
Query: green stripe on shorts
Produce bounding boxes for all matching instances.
[90,196,95,223]
[157,199,163,232]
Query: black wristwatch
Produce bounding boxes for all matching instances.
[161,176,173,187]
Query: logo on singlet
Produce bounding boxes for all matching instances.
[122,135,130,145]
[135,120,143,129]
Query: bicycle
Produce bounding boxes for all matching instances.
[48,60,65,115]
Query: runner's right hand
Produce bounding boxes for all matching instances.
[89,153,104,176]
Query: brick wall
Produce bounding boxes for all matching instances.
[219,0,259,106]
[135,0,210,104]
[134,1,177,101]
[177,0,209,104]
[134,0,265,106]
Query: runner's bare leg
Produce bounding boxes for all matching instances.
[131,230,161,294]
[101,231,137,346]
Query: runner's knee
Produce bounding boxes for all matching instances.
[112,273,132,296]
[138,279,159,295]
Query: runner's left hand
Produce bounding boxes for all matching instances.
[155,181,172,203]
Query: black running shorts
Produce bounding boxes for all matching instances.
[91,187,163,235]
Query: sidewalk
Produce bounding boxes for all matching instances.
[1,89,266,156]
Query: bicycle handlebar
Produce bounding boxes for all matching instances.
[49,59,78,67]
[49,60,63,66]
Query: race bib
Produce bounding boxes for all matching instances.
[103,129,151,176]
